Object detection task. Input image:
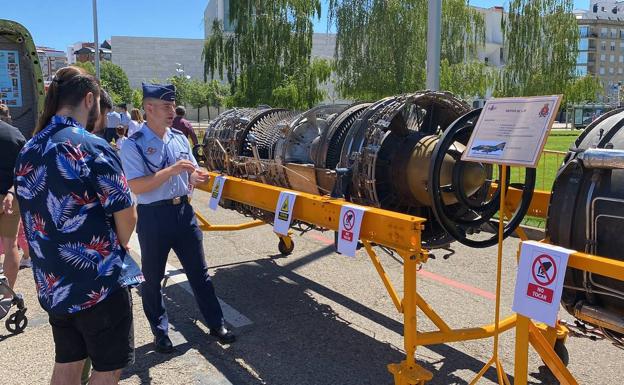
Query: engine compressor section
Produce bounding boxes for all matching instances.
[197,91,536,249]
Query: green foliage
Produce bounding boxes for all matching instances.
[99,61,132,104]
[272,58,332,109]
[328,0,486,100]
[440,59,496,100]
[73,61,132,104]
[73,61,95,75]
[131,88,143,109]
[564,75,604,105]
[168,75,191,106]
[203,1,328,109]
[497,0,579,97]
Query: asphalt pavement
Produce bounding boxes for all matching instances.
[0,189,622,385]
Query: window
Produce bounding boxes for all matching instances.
[620,55,623,62]
[576,66,588,76]
[602,41,607,50]
[620,29,624,38]
[578,52,589,64]
[612,42,616,51]
[580,26,590,37]
[612,28,617,38]
[579,38,589,50]
[610,67,615,74]
[601,53,607,61]
[619,68,623,74]
[611,54,615,62]
[602,27,608,37]
[600,67,606,75]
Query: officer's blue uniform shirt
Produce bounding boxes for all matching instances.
[119,123,197,204]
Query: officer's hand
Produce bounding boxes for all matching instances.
[190,169,209,185]
[168,160,196,176]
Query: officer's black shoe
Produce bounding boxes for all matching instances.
[154,335,174,353]
[210,325,236,344]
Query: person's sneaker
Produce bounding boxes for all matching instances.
[153,335,174,353]
[19,258,31,269]
[209,325,236,344]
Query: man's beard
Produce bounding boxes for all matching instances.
[85,102,99,132]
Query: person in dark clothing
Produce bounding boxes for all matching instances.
[89,89,114,138]
[171,106,198,146]
[0,103,26,289]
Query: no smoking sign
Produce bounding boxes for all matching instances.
[337,205,366,257]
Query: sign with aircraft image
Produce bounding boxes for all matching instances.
[462,95,562,167]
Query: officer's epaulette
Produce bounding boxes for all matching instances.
[170,128,184,135]
[129,131,144,141]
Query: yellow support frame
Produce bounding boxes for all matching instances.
[193,172,624,385]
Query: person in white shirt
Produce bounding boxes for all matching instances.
[128,108,144,137]
[105,110,121,142]
[117,103,132,129]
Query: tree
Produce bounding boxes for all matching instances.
[186,80,209,122]
[100,61,132,104]
[497,0,579,97]
[328,0,486,100]
[440,59,496,100]
[203,1,329,109]
[74,61,95,75]
[74,61,132,104]
[272,58,332,109]
[168,75,191,106]
[131,88,143,109]
[565,75,604,105]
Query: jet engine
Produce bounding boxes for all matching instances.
[198,91,537,249]
[547,109,624,344]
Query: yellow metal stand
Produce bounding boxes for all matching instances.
[193,171,624,385]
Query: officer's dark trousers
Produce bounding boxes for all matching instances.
[136,201,224,338]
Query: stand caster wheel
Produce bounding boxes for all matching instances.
[6,311,28,334]
[278,238,294,255]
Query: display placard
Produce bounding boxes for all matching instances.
[462,95,562,167]
[0,50,22,107]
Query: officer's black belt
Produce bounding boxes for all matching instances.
[138,195,189,207]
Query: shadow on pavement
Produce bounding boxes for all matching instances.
[122,245,555,385]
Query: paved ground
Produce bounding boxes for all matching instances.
[1,189,622,385]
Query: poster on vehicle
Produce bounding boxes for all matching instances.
[462,95,562,167]
[273,191,297,236]
[512,240,573,327]
[336,204,366,257]
[0,50,22,107]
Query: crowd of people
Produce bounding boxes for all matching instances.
[0,65,226,385]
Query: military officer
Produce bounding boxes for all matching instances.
[120,83,235,353]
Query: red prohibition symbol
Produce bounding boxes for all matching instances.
[343,209,356,231]
[531,254,557,286]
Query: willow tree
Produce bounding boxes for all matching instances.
[497,0,579,97]
[328,0,486,100]
[203,1,330,108]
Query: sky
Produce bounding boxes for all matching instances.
[2,0,591,52]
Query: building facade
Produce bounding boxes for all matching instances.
[111,36,205,89]
[575,1,624,103]
[36,46,68,81]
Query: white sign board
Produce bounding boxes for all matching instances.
[462,95,562,167]
[337,205,366,257]
[208,175,226,211]
[512,240,573,327]
[273,191,297,236]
